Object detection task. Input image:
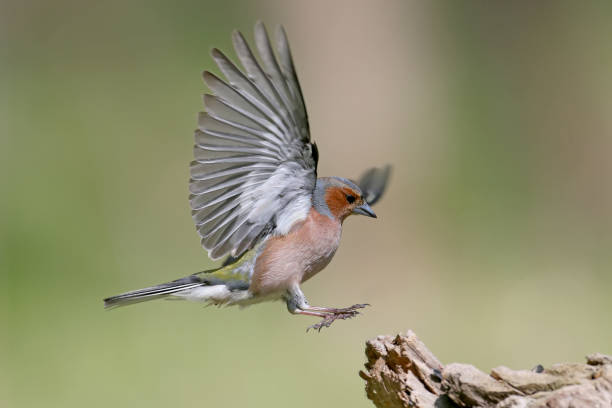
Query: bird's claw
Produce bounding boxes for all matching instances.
[307,312,357,332]
[306,304,370,332]
[326,303,369,314]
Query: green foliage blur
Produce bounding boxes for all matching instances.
[2,1,611,407]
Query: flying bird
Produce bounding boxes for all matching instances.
[104,22,391,331]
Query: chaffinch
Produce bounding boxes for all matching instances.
[104,22,391,331]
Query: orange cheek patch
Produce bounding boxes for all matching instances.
[324,187,356,219]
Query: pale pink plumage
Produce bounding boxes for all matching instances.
[250,208,342,296]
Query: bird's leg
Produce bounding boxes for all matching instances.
[284,285,369,332]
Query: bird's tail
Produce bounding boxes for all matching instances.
[103,275,206,309]
[103,249,258,309]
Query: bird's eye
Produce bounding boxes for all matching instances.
[346,195,356,204]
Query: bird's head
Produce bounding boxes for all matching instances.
[315,177,376,222]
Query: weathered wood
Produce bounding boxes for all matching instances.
[360,330,612,408]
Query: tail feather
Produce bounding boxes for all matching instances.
[105,250,256,309]
[103,276,204,309]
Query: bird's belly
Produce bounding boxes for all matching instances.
[250,210,342,295]
[299,240,338,283]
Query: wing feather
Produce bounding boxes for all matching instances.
[203,95,283,144]
[358,165,392,206]
[231,31,294,142]
[195,112,281,154]
[190,162,277,181]
[193,200,239,226]
[189,173,267,196]
[202,73,284,139]
[210,48,284,131]
[199,211,242,239]
[191,22,316,260]
[254,22,296,130]
[190,180,267,211]
[276,26,309,139]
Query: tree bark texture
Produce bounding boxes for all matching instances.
[360,330,612,408]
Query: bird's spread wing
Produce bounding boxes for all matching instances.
[191,22,317,260]
[358,165,391,206]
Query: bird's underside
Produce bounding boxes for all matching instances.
[103,21,391,331]
[104,241,371,331]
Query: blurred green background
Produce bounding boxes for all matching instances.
[2,0,611,407]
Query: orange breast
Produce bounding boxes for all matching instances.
[250,208,342,296]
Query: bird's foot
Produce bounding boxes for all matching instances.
[306,304,370,332]
[319,303,370,314]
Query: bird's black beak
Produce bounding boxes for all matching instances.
[352,202,377,218]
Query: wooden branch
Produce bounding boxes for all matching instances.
[360,330,612,408]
